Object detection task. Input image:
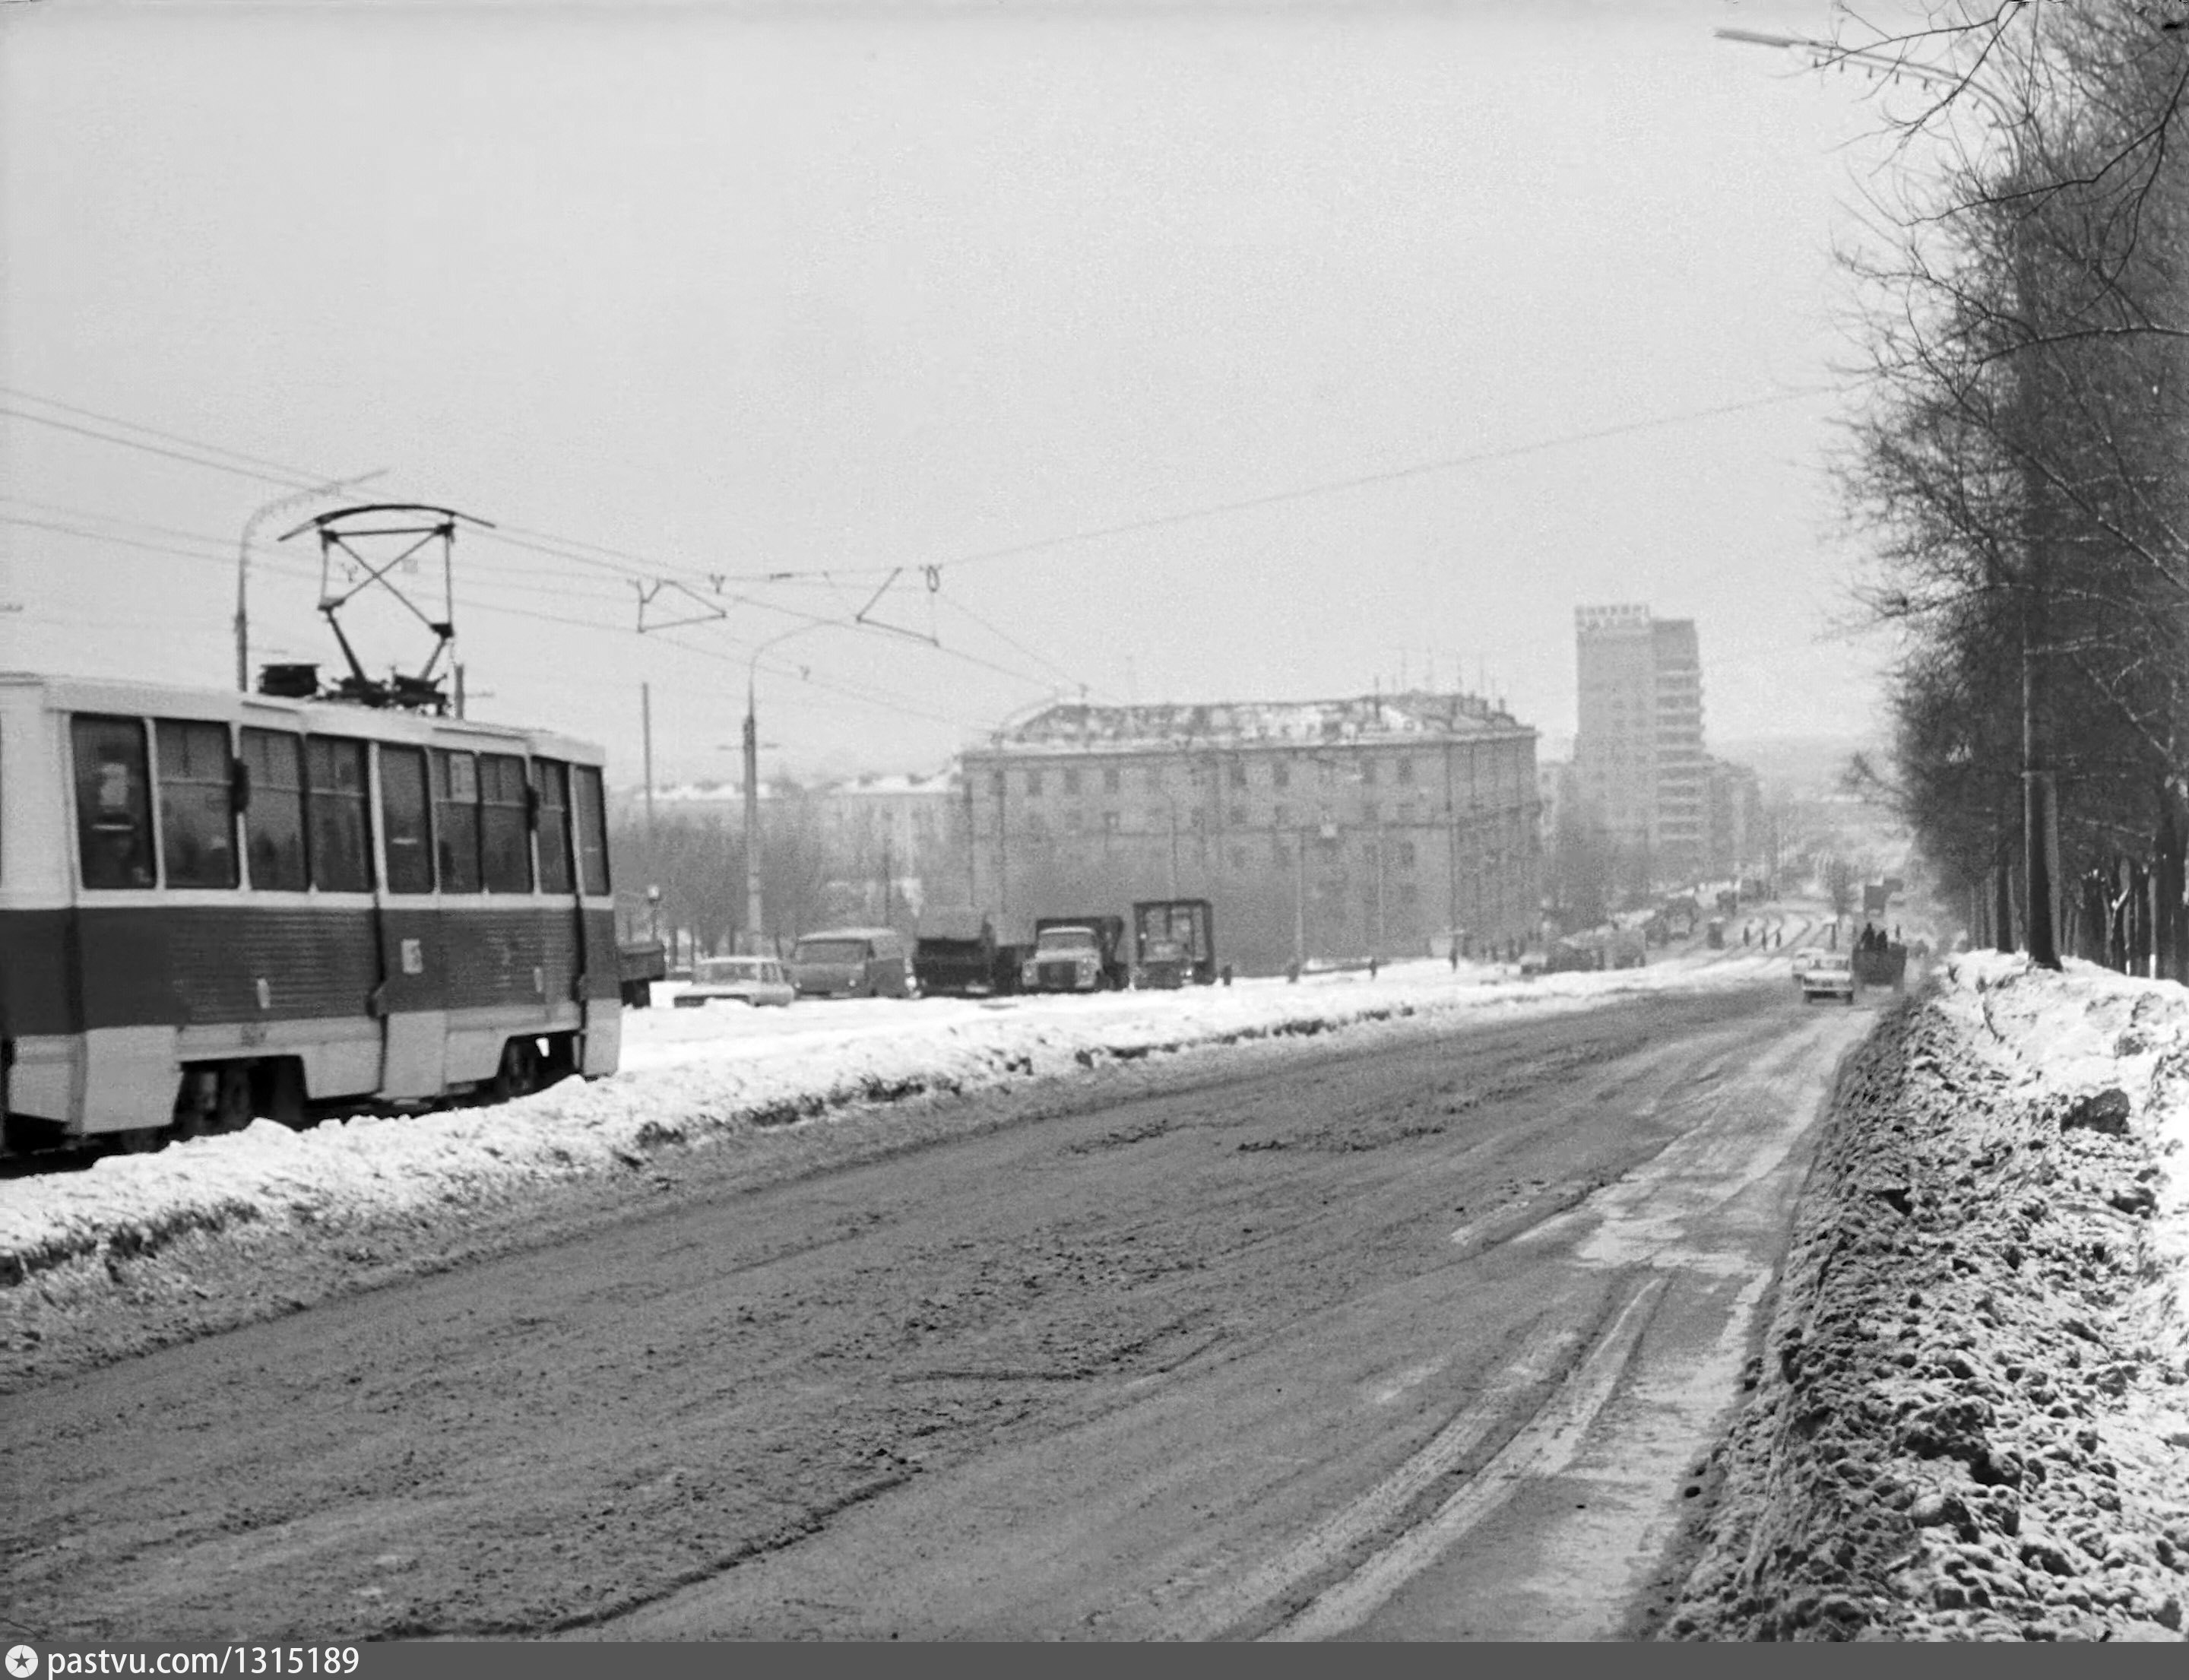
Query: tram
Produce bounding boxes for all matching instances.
[0,670,621,1155]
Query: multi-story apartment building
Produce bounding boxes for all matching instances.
[1573,605,1707,886]
[1704,757,1766,886]
[959,692,1541,972]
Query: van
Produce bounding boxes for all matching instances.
[787,927,913,999]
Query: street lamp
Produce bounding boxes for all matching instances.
[1717,26,2061,968]
[234,468,391,691]
[741,623,833,954]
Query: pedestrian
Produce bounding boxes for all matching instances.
[1368,955,1380,980]
[1448,943,1459,972]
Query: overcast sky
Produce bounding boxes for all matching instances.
[2,0,1931,785]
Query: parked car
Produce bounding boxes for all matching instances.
[1788,947,1827,988]
[788,927,914,998]
[1800,952,1857,1004]
[674,954,794,1009]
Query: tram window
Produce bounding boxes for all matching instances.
[572,764,610,897]
[380,745,434,894]
[534,758,573,894]
[479,754,532,892]
[432,749,482,892]
[306,737,373,892]
[155,720,238,889]
[240,728,308,891]
[71,715,155,889]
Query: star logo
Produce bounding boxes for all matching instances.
[6,1646,38,1679]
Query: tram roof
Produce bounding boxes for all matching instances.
[0,671,603,763]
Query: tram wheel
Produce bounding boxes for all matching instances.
[117,1127,166,1155]
[492,1037,543,1104]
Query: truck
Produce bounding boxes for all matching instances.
[617,938,668,1008]
[1851,940,1909,994]
[912,908,1004,997]
[1022,916,1129,993]
[1129,898,1216,988]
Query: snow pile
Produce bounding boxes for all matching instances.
[1668,954,2189,1641]
[0,950,1776,1301]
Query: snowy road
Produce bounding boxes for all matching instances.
[4,967,1872,1640]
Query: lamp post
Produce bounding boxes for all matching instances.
[740,623,832,955]
[234,468,390,690]
[1716,25,2061,968]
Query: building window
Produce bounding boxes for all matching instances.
[1229,805,1247,827]
[1103,811,1120,834]
[1361,759,1378,787]
[1103,766,1120,793]
[1398,840,1418,869]
[1399,882,1420,908]
[1396,758,1415,785]
[1273,761,1290,790]
[1025,769,1044,797]
[990,770,1006,797]
[1273,803,1291,828]
[1228,845,1247,870]
[1026,813,1047,840]
[1066,808,1084,833]
[1363,800,1379,823]
[1228,762,1247,789]
[1063,767,1080,794]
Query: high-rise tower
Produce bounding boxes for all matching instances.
[1573,604,1706,887]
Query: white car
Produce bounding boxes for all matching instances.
[1788,947,1827,988]
[674,956,795,1009]
[1799,952,1856,1003]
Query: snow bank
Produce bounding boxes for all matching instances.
[0,949,1778,1298]
[1668,954,2189,1641]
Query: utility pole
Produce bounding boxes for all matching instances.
[641,682,657,872]
[1294,828,1307,970]
[743,690,762,956]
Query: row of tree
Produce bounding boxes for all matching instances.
[1842,2,2188,980]
[607,805,904,956]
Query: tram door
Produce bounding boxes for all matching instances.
[534,759,594,1064]
[372,742,447,1097]
[566,764,616,1074]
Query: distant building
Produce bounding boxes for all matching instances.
[1573,604,1707,886]
[1704,757,1765,885]
[959,692,1541,972]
